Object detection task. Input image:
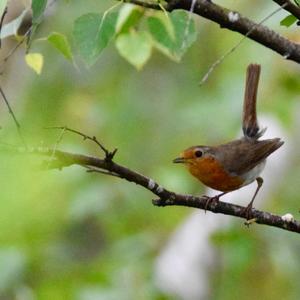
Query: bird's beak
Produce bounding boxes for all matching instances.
[173,157,185,163]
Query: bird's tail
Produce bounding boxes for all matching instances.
[242,64,264,139]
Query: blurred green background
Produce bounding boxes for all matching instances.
[1,1,300,299]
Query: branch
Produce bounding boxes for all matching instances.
[122,0,300,64]
[273,0,300,20]
[123,0,161,9]
[23,146,300,235]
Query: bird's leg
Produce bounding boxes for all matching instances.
[242,177,263,220]
[204,192,227,212]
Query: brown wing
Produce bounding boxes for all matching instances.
[213,138,284,176]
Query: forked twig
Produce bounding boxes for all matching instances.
[45,126,118,160]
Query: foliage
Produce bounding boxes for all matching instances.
[1,1,197,71]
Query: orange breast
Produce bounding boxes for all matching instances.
[187,157,244,192]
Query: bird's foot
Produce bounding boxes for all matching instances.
[241,203,254,221]
[203,195,220,213]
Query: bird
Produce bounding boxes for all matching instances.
[173,64,284,219]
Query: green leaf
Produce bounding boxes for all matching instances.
[29,0,47,49]
[115,30,152,70]
[171,10,197,54]
[115,3,143,34]
[280,14,297,27]
[148,10,197,61]
[25,53,44,74]
[147,14,176,60]
[0,9,28,39]
[0,0,8,17]
[73,12,117,66]
[31,0,47,24]
[47,32,73,61]
[294,0,300,6]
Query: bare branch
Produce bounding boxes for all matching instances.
[24,146,300,235]
[123,0,300,64]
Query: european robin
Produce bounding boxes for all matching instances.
[173,64,283,219]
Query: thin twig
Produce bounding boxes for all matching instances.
[199,3,288,85]
[180,0,197,51]
[84,165,121,177]
[0,6,8,48]
[0,86,27,147]
[0,87,21,128]
[0,27,31,73]
[46,126,66,169]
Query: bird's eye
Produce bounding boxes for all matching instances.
[194,149,203,158]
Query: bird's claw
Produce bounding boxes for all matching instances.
[203,195,220,213]
[241,204,254,221]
